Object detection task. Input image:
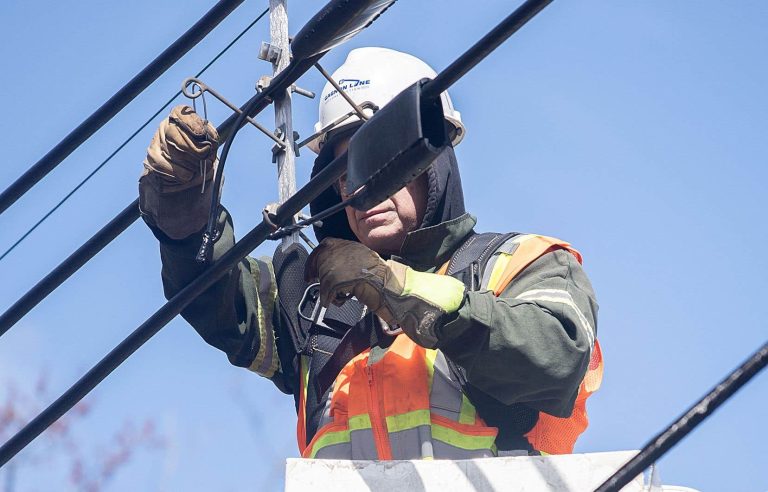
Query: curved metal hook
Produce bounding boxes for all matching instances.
[181,77,205,99]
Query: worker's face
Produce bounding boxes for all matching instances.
[333,138,428,255]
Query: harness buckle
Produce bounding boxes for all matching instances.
[297,282,331,330]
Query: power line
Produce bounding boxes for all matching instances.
[595,340,768,492]
[0,50,332,465]
[0,200,140,337]
[0,88,271,337]
[422,0,553,101]
[0,27,323,340]
[0,7,269,264]
[0,0,246,216]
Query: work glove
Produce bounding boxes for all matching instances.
[139,105,219,240]
[305,238,467,349]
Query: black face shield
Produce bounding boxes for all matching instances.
[309,123,467,250]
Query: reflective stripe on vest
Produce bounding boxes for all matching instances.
[296,233,602,459]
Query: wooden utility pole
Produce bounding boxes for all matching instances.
[268,0,298,248]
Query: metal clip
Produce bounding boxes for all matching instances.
[186,80,211,195]
[298,283,331,330]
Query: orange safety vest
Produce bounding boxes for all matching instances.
[297,234,603,459]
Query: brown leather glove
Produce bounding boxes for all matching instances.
[139,105,219,240]
[305,238,466,348]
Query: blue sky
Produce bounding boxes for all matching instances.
[1,1,767,490]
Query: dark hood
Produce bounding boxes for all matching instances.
[309,144,467,251]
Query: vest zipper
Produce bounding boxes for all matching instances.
[365,365,392,459]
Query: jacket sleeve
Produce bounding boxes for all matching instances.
[436,248,597,417]
[147,207,291,394]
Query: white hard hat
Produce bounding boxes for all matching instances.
[307,47,465,154]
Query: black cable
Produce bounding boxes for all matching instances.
[594,340,768,492]
[0,152,349,468]
[0,0,248,217]
[0,58,324,341]
[0,55,319,341]
[0,200,140,337]
[422,0,553,101]
[0,8,269,264]
[0,90,267,340]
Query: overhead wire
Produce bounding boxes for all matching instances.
[595,340,768,492]
[0,0,247,216]
[0,86,277,338]
[0,136,348,468]
[0,25,286,340]
[0,7,270,264]
[422,0,553,100]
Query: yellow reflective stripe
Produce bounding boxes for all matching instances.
[425,349,438,390]
[262,262,279,375]
[300,355,310,403]
[247,258,279,378]
[315,409,494,456]
[348,414,372,431]
[486,252,512,292]
[308,428,351,459]
[385,409,431,433]
[402,268,465,313]
[485,234,539,292]
[431,423,496,451]
[458,394,476,425]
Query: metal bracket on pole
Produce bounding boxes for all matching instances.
[291,85,316,99]
[271,124,287,163]
[258,41,283,64]
[257,76,315,100]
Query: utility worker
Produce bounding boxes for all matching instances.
[139,47,602,459]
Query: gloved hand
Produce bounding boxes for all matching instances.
[139,105,219,240]
[305,238,467,348]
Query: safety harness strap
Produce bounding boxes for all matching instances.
[272,242,313,355]
[445,232,517,279]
